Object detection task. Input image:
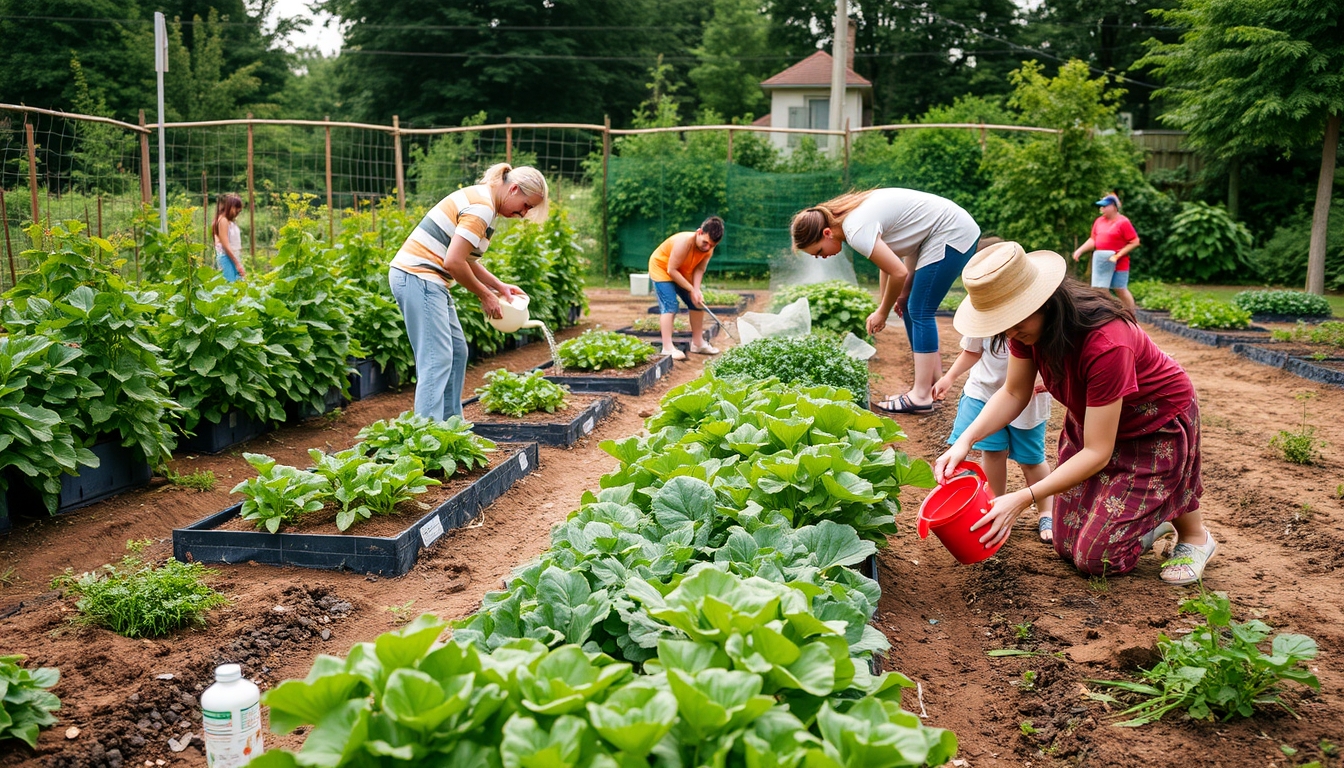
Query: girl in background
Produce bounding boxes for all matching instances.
[213,193,245,282]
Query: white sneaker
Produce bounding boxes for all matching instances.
[662,347,686,360]
[690,343,720,355]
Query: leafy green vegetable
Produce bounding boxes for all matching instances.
[769,280,878,338]
[557,330,658,372]
[1170,297,1251,330]
[356,412,495,475]
[232,453,329,533]
[53,556,229,638]
[343,281,414,381]
[1091,591,1319,726]
[711,334,869,398]
[699,289,742,307]
[0,654,61,748]
[476,369,570,418]
[309,449,439,530]
[1129,280,1192,311]
[1232,290,1332,318]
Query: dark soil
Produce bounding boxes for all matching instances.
[548,355,668,379]
[462,392,605,425]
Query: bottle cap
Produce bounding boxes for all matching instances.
[215,664,242,682]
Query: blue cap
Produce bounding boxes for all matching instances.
[1095,195,1119,207]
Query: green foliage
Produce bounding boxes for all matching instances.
[542,202,590,326]
[135,206,208,284]
[1273,320,1344,350]
[982,60,1149,255]
[308,449,439,531]
[344,281,415,380]
[1232,290,1332,318]
[1270,392,1325,466]
[0,335,100,510]
[1170,297,1251,330]
[165,468,217,492]
[938,292,964,311]
[1252,201,1344,291]
[1129,280,1193,311]
[687,0,773,119]
[558,331,658,372]
[711,335,869,398]
[0,654,61,749]
[1091,591,1319,725]
[699,288,742,307]
[476,369,570,418]
[54,556,229,639]
[631,316,689,332]
[233,453,329,533]
[769,281,877,338]
[3,222,180,469]
[1157,202,1254,283]
[356,412,495,476]
[154,275,292,432]
[163,9,265,122]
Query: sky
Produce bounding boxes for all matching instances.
[270,0,343,56]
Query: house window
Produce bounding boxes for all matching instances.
[787,97,830,149]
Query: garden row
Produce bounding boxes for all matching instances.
[0,200,589,528]
[247,370,957,767]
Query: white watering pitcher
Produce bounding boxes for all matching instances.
[487,294,544,333]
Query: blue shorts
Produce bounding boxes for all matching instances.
[946,394,1047,466]
[653,280,703,314]
[1091,252,1129,290]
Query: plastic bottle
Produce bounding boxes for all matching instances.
[201,663,264,767]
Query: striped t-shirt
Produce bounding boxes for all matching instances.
[390,185,496,287]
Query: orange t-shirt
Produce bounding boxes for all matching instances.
[648,232,714,282]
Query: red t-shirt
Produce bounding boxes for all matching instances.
[1010,319,1194,440]
[1091,214,1139,271]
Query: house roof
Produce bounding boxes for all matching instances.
[760,51,871,89]
[752,114,771,127]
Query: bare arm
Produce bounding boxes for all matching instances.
[444,236,503,319]
[1111,234,1141,262]
[865,240,910,334]
[469,260,522,299]
[215,219,245,276]
[931,348,983,401]
[1072,237,1096,261]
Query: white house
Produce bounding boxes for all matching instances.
[752,50,872,154]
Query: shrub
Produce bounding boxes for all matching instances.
[1170,298,1250,329]
[558,330,657,371]
[1130,280,1193,311]
[476,368,570,417]
[54,556,229,638]
[1159,202,1254,283]
[1252,200,1344,291]
[768,280,877,338]
[0,654,60,748]
[711,335,869,398]
[1231,290,1332,318]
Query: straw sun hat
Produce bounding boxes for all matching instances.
[953,241,1068,338]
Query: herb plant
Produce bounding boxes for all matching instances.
[476,368,570,417]
[1232,290,1332,318]
[1170,297,1251,330]
[356,412,495,475]
[557,330,657,371]
[1270,392,1326,466]
[0,654,61,748]
[1091,591,1319,726]
[1272,320,1344,350]
[769,280,878,338]
[232,453,330,533]
[711,334,869,398]
[54,556,230,638]
[631,315,690,332]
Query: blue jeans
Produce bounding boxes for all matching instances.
[216,247,240,282]
[902,239,978,354]
[389,267,468,420]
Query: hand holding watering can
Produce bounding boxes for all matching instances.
[932,446,1035,554]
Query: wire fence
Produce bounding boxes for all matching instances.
[0,103,1104,287]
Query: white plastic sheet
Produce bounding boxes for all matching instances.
[736,297,812,344]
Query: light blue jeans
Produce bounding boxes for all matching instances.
[389,267,468,420]
[216,247,240,282]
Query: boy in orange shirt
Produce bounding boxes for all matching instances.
[647,216,724,360]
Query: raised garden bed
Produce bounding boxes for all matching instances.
[4,439,154,517]
[348,357,401,401]
[541,354,675,396]
[1148,315,1272,348]
[646,294,749,315]
[1230,343,1344,389]
[616,318,721,344]
[172,443,539,576]
[461,393,615,447]
[179,408,273,455]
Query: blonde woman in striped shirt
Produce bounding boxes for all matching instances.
[389,163,549,420]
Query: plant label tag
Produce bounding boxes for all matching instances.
[582,417,595,434]
[419,517,445,548]
[518,452,529,471]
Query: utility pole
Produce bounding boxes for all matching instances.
[827,0,847,158]
[154,12,168,232]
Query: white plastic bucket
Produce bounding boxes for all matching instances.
[629,273,651,296]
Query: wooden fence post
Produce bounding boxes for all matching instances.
[325,115,334,241]
[246,113,256,261]
[25,122,38,226]
[979,123,987,152]
[0,187,15,286]
[97,194,103,238]
[392,115,406,212]
[726,128,733,166]
[138,110,151,205]
[601,115,611,279]
[505,117,513,165]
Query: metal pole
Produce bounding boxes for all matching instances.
[155,12,168,232]
[202,171,210,260]
[325,116,334,241]
[601,115,611,279]
[505,117,513,164]
[138,110,151,205]
[0,187,15,286]
[25,122,38,225]
[827,0,847,158]
[843,118,851,187]
[392,115,405,212]
[246,113,255,261]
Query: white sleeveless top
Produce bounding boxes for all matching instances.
[215,221,241,255]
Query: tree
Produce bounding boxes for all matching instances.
[981,60,1148,254]
[1137,0,1344,294]
[688,0,773,120]
[164,9,268,121]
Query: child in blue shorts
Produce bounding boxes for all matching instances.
[932,334,1056,542]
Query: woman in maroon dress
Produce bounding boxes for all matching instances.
[934,241,1218,584]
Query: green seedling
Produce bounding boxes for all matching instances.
[0,567,16,587]
[125,537,155,553]
[384,599,416,624]
[1088,574,1110,593]
[1019,720,1037,735]
[476,368,570,417]
[1017,670,1038,692]
[165,468,217,492]
[1014,622,1033,640]
[1271,391,1326,466]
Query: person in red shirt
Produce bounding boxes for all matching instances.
[1072,193,1140,311]
[934,241,1218,585]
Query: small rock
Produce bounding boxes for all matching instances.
[106,748,124,768]
[137,718,152,730]
[149,710,162,721]
[155,673,174,680]
[156,760,167,766]
[321,628,331,641]
[65,726,81,739]
[128,693,140,703]
[128,734,146,748]
[169,703,184,713]
[168,732,195,752]
[272,605,289,613]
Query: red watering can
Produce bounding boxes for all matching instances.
[917,461,1003,565]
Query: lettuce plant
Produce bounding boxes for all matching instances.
[0,654,61,748]
[356,413,495,475]
[309,448,439,530]
[557,330,657,371]
[476,369,569,418]
[232,453,330,533]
